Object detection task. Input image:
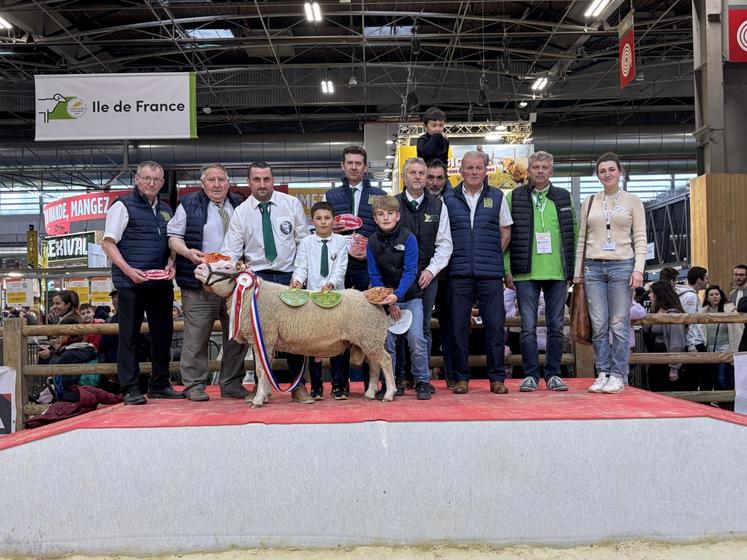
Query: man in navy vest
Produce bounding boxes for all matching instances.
[102,161,184,405]
[324,146,386,289]
[395,157,452,391]
[323,146,386,396]
[504,151,577,392]
[443,151,513,395]
[168,164,249,402]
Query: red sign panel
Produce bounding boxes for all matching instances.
[619,12,636,90]
[43,192,123,235]
[729,8,747,62]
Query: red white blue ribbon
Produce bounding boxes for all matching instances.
[230,272,306,393]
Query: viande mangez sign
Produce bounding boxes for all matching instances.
[35,72,197,141]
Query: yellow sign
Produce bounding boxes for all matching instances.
[65,277,90,305]
[291,188,329,216]
[90,277,113,306]
[6,279,34,306]
[26,229,39,268]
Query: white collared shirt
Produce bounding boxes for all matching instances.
[221,191,310,272]
[104,195,160,243]
[322,181,362,215]
[463,187,513,228]
[167,199,236,253]
[404,192,453,277]
[292,233,349,290]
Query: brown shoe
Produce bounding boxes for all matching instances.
[291,385,315,404]
[490,380,509,394]
[452,381,469,394]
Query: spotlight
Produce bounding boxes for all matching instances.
[518,101,528,108]
[348,75,358,87]
[304,2,322,22]
[321,80,334,94]
[531,77,549,91]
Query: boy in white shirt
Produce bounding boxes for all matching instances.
[291,202,349,400]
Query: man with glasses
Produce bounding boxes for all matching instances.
[102,160,184,405]
[168,164,248,402]
[729,264,747,306]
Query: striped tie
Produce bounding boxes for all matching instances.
[215,203,230,233]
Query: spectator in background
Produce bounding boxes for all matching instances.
[643,280,687,392]
[624,294,647,385]
[38,315,97,403]
[702,285,739,390]
[94,305,111,321]
[729,264,747,306]
[49,290,80,324]
[79,303,104,351]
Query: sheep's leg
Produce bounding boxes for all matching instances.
[250,345,274,408]
[363,359,378,401]
[379,351,396,402]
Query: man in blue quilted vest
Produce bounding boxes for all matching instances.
[102,161,184,405]
[168,164,249,402]
[442,151,513,395]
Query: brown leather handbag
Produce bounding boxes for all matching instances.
[570,197,595,345]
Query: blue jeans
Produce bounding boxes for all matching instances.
[515,280,567,380]
[583,258,635,378]
[385,298,430,384]
[394,280,439,379]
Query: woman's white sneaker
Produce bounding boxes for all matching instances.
[601,375,625,394]
[588,373,609,393]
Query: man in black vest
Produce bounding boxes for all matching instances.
[504,151,577,392]
[168,164,248,402]
[102,161,184,405]
[395,157,452,390]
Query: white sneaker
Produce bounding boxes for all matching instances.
[601,375,625,394]
[588,373,609,393]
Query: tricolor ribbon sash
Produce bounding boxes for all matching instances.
[230,272,305,392]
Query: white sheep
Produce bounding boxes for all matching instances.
[194,260,396,406]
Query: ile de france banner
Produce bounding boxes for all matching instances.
[35,72,197,141]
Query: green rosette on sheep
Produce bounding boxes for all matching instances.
[279,289,310,307]
[194,258,395,407]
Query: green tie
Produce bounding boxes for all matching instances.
[410,199,418,210]
[258,202,277,262]
[349,187,357,215]
[320,239,329,277]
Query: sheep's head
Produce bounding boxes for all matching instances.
[194,259,243,297]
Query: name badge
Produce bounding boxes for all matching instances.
[536,232,552,254]
[601,241,617,251]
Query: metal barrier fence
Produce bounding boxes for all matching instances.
[2,312,746,431]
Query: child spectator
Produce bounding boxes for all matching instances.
[79,303,103,351]
[291,201,349,400]
[416,107,450,165]
[366,195,431,400]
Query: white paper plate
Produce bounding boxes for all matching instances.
[387,308,413,334]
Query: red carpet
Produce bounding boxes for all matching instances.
[2,379,745,451]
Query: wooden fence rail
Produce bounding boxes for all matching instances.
[4,311,747,431]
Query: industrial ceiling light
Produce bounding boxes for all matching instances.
[321,80,334,94]
[531,77,549,91]
[0,16,11,29]
[348,75,358,87]
[305,2,322,22]
[495,124,507,131]
[584,0,611,18]
[385,139,394,145]
[518,101,528,108]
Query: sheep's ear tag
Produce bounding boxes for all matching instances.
[310,291,342,308]
[280,289,310,307]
